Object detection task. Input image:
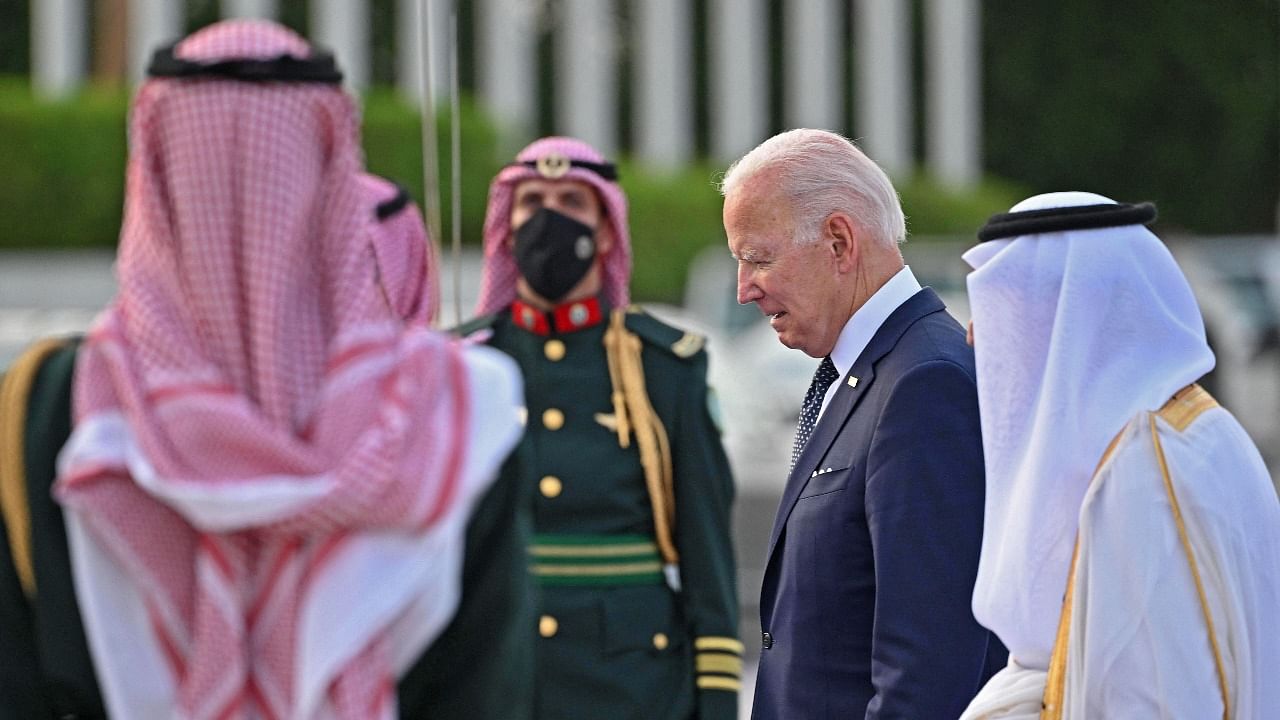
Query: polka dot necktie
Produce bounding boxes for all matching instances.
[791,356,839,471]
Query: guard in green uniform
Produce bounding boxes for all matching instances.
[460,136,740,719]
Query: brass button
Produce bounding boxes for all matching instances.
[539,614,558,638]
[543,408,564,430]
[544,339,566,361]
[540,475,563,498]
[652,632,669,650]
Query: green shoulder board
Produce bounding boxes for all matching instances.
[622,306,706,360]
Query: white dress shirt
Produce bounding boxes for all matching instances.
[818,265,922,420]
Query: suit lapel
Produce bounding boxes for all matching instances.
[763,288,947,562]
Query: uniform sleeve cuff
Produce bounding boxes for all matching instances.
[694,636,743,692]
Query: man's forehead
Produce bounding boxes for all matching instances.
[729,167,782,203]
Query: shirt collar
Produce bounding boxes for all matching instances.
[828,265,922,379]
[510,296,606,336]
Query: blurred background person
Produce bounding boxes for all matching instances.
[961,193,1280,719]
[0,20,525,719]
[457,136,741,720]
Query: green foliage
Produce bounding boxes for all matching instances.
[0,78,1021,303]
[898,173,1028,239]
[983,0,1280,233]
[622,163,731,304]
[360,89,504,250]
[0,80,127,250]
[0,80,501,252]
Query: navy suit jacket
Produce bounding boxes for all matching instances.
[752,288,1006,719]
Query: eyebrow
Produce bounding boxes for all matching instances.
[558,186,592,200]
[732,246,768,263]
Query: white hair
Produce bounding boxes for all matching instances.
[719,129,906,248]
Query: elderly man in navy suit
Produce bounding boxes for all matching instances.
[721,129,1005,718]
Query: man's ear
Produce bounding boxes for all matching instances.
[825,211,859,273]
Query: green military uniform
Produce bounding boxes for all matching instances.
[457,296,741,719]
[0,337,535,720]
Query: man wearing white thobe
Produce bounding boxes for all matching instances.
[959,192,1280,719]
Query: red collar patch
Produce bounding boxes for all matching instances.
[511,297,604,336]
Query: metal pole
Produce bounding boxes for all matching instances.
[418,0,445,327]
[449,8,463,327]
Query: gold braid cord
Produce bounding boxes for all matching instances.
[0,337,69,600]
[604,310,678,565]
[1149,411,1230,720]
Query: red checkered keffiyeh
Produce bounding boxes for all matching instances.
[474,136,632,315]
[54,20,518,720]
[362,173,439,326]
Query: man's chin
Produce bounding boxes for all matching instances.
[774,332,826,359]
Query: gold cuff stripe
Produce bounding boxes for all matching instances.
[530,542,658,558]
[1,338,69,600]
[696,655,743,676]
[694,637,744,654]
[1157,383,1218,432]
[531,561,663,577]
[696,676,741,693]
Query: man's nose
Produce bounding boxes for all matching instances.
[736,267,760,305]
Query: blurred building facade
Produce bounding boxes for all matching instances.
[30,0,982,184]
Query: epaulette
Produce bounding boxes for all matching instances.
[1,336,78,600]
[1157,383,1218,433]
[450,313,500,338]
[621,306,706,360]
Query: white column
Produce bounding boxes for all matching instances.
[709,0,768,162]
[220,0,277,19]
[854,0,912,177]
[397,0,451,103]
[784,0,842,131]
[926,0,982,188]
[556,0,617,156]
[32,0,87,99]
[129,0,184,84]
[633,0,692,169]
[311,0,370,90]
[477,0,538,140]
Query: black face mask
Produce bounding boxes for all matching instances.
[513,207,598,303]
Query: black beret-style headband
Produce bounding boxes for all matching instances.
[977,202,1157,242]
[147,44,344,84]
[374,183,412,221]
